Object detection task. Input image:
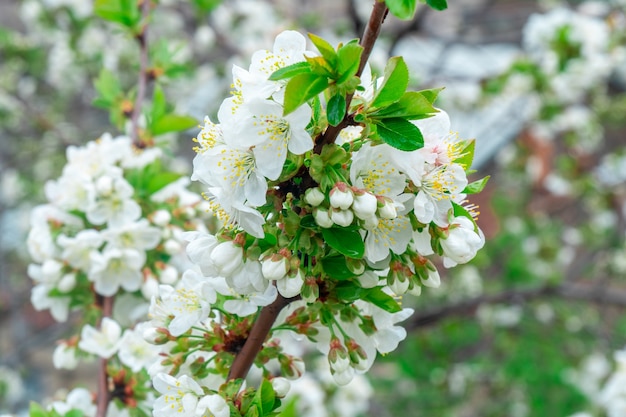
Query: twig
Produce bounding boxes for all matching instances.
[407,283,626,331]
[130,0,152,148]
[227,294,294,381]
[96,296,114,417]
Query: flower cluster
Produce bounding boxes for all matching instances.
[26,133,208,373]
[142,29,486,415]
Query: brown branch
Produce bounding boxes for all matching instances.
[407,283,626,331]
[96,296,114,417]
[130,0,152,148]
[227,294,294,381]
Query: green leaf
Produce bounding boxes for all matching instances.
[321,255,355,280]
[376,118,424,151]
[147,172,181,194]
[269,61,312,81]
[334,281,366,302]
[308,33,338,66]
[327,93,346,127]
[283,73,329,115]
[463,176,490,194]
[426,0,447,11]
[321,227,364,259]
[256,379,276,414]
[94,0,141,29]
[151,114,198,135]
[452,202,478,232]
[336,42,363,85]
[386,0,418,20]
[276,397,298,417]
[150,85,167,123]
[29,402,50,417]
[371,91,437,120]
[372,56,409,108]
[93,69,122,106]
[363,287,402,313]
[419,87,444,103]
[454,139,475,169]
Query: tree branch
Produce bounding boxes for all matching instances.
[96,296,114,417]
[227,294,295,381]
[407,283,626,331]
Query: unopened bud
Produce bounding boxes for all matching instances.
[304,187,325,207]
[330,208,354,227]
[329,183,354,210]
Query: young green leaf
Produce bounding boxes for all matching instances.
[283,73,329,115]
[256,379,276,415]
[452,201,479,232]
[93,69,122,107]
[386,0,418,20]
[308,33,338,66]
[147,172,182,195]
[371,56,409,108]
[95,0,141,29]
[321,227,365,259]
[336,42,363,85]
[151,114,198,135]
[462,176,490,194]
[370,91,437,120]
[418,87,444,104]
[327,93,346,127]
[363,287,402,313]
[268,61,312,81]
[375,118,424,151]
[426,0,448,11]
[453,139,475,169]
[321,255,355,280]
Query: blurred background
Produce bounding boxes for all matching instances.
[2,0,626,416]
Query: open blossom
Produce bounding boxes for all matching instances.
[89,247,145,296]
[87,175,141,227]
[78,317,122,358]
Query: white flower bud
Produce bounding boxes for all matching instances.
[407,285,422,296]
[210,241,243,277]
[277,270,304,298]
[159,265,178,285]
[378,198,397,219]
[58,273,77,292]
[329,183,354,210]
[389,276,409,295]
[420,265,441,288]
[330,208,354,227]
[352,191,377,219]
[314,207,334,228]
[304,187,325,207]
[272,377,291,398]
[164,239,181,255]
[53,343,78,370]
[141,277,160,299]
[441,217,485,268]
[152,209,171,226]
[261,257,288,281]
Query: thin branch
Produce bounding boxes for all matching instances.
[407,283,626,331]
[227,294,294,381]
[130,0,152,148]
[96,296,114,417]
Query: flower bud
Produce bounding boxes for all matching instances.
[313,207,334,228]
[330,208,354,227]
[141,277,160,299]
[151,209,171,226]
[210,241,243,276]
[271,377,291,398]
[53,342,78,370]
[277,270,304,298]
[361,214,379,230]
[164,239,181,255]
[58,273,77,292]
[261,255,289,281]
[440,216,485,268]
[420,262,441,288]
[304,187,325,207]
[329,182,354,210]
[377,197,397,220]
[352,190,377,219]
[159,265,178,285]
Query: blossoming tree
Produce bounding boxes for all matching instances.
[23,1,493,416]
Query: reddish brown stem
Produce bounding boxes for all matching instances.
[96,296,114,417]
[227,294,293,381]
